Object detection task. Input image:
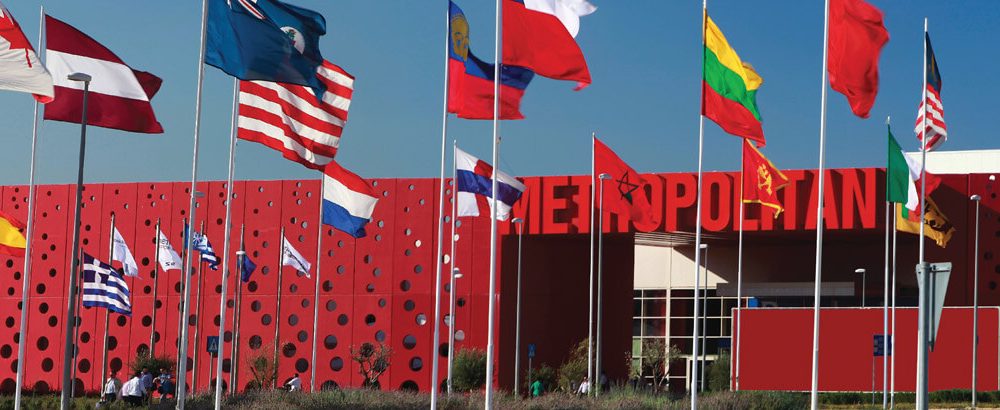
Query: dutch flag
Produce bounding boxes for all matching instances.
[455,147,525,221]
[82,253,132,316]
[321,161,379,238]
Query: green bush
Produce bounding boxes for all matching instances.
[451,348,486,392]
[130,351,175,378]
[557,339,588,393]
[525,363,557,395]
[706,351,730,392]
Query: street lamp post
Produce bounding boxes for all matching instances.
[699,243,708,393]
[512,217,524,396]
[855,268,866,307]
[60,72,92,410]
[446,268,463,393]
[971,194,982,409]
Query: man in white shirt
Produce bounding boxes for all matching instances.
[577,376,590,395]
[120,372,145,406]
[285,373,302,392]
[102,372,120,403]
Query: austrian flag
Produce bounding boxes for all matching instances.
[44,15,164,133]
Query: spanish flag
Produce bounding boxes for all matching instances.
[0,211,26,256]
[702,12,765,146]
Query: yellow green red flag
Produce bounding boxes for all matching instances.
[0,211,26,256]
[702,12,765,146]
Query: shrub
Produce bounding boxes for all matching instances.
[706,351,730,392]
[451,348,486,392]
[350,342,392,390]
[130,351,174,378]
[639,338,679,392]
[557,339,589,393]
[525,363,557,395]
[244,342,277,390]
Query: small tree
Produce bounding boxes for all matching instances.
[451,348,486,392]
[639,339,679,393]
[557,338,589,393]
[706,351,730,391]
[130,351,174,377]
[350,342,392,389]
[244,342,277,390]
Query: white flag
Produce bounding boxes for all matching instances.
[157,229,182,271]
[281,235,311,278]
[112,228,139,277]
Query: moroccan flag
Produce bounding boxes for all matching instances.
[593,137,659,232]
[0,211,26,256]
[827,0,889,119]
[887,126,939,211]
[741,139,788,216]
[896,198,954,248]
[702,12,765,146]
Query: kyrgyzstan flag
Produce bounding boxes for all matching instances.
[0,2,54,102]
[827,0,889,119]
[43,15,163,133]
[594,137,659,232]
[502,0,594,89]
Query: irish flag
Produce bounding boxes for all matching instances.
[887,126,938,211]
[702,12,764,146]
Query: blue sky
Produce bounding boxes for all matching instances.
[1,0,997,185]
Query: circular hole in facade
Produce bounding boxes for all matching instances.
[375,330,386,342]
[248,335,262,350]
[261,314,272,326]
[282,343,296,358]
[251,301,262,312]
[455,330,466,341]
[415,314,427,326]
[288,315,299,326]
[402,335,417,350]
[295,358,309,373]
[400,380,418,391]
[326,300,337,312]
[399,280,411,292]
[409,357,423,371]
[403,300,415,311]
[364,314,376,326]
[330,357,344,371]
[324,335,337,350]
[337,314,348,326]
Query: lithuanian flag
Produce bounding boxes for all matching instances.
[702,12,765,146]
[0,211,26,256]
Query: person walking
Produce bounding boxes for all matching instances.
[120,372,145,407]
[102,372,121,403]
[530,378,544,398]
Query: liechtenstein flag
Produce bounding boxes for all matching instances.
[502,0,595,89]
[455,146,525,221]
[321,161,379,238]
[206,0,327,97]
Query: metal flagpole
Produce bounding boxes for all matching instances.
[971,194,981,409]
[14,7,45,407]
[483,0,501,407]
[734,140,746,391]
[215,76,240,409]
[274,226,286,389]
[99,214,116,401]
[309,177,325,393]
[447,140,459,395]
[177,0,211,407]
[596,174,609,396]
[691,1,707,406]
[588,133,596,393]
[431,1,452,404]
[230,225,246,396]
[701,244,708,393]
[60,71,93,410]
[882,199,890,409]
[916,18,930,410]
[513,217,524,396]
[809,1,832,408]
[192,221,207,392]
[890,208,898,409]
[150,219,161,357]
[177,219,189,374]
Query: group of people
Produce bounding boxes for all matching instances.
[100,368,175,407]
[575,372,610,395]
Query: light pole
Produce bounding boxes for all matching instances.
[446,267,463,394]
[512,217,525,396]
[699,243,708,392]
[855,268,866,307]
[60,72,92,410]
[971,193,981,409]
[595,173,611,396]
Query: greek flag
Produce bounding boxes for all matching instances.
[184,225,220,270]
[82,253,132,316]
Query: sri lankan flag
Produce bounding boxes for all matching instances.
[702,12,765,146]
[0,211,26,256]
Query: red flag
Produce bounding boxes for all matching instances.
[827,0,889,118]
[0,2,53,102]
[43,15,163,133]
[742,139,789,216]
[594,137,659,232]
[502,0,592,89]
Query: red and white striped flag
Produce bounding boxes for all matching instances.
[0,2,53,102]
[238,61,354,170]
[43,15,163,134]
[914,33,946,151]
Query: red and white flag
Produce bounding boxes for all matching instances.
[502,0,595,89]
[43,15,163,133]
[238,61,354,170]
[0,2,53,102]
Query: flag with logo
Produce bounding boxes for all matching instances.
[455,146,526,221]
[281,235,311,278]
[896,198,954,248]
[112,228,139,277]
[593,137,659,232]
[206,0,326,97]
[82,253,132,316]
[741,139,788,216]
[0,2,53,101]
[157,229,182,271]
[44,15,164,133]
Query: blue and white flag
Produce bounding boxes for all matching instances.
[185,226,220,271]
[281,235,311,278]
[455,147,526,221]
[157,229,182,271]
[322,161,378,238]
[82,253,132,316]
[206,0,327,97]
[239,252,257,283]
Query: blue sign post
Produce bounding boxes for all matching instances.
[527,343,536,359]
[207,336,220,354]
